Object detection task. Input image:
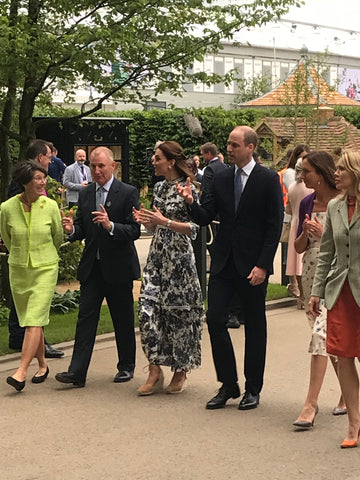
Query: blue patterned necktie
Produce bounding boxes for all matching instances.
[96,186,105,211]
[234,168,243,212]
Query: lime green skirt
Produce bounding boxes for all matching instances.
[9,263,58,327]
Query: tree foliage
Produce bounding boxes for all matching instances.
[233,73,272,105]
[0,0,301,199]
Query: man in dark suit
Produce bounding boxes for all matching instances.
[177,126,283,410]
[56,147,140,387]
[200,142,226,194]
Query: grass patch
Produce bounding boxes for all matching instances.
[266,283,287,301]
[0,284,288,356]
[0,305,136,357]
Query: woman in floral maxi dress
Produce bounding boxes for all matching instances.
[133,141,205,395]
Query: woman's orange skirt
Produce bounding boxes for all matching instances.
[327,279,360,357]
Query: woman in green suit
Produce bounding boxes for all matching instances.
[0,160,63,391]
[310,150,360,448]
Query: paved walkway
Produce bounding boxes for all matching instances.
[1,304,359,480]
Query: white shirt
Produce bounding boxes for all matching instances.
[234,158,256,190]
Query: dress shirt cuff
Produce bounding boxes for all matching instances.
[66,226,75,239]
[108,222,114,235]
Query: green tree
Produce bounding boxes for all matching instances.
[279,51,333,146]
[233,73,272,106]
[0,0,300,200]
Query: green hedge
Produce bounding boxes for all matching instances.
[92,105,360,190]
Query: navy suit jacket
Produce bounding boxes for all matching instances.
[201,158,227,195]
[190,163,283,277]
[70,178,141,285]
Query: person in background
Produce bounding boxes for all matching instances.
[48,145,66,183]
[310,150,360,448]
[332,146,342,162]
[63,149,91,208]
[285,159,313,310]
[188,154,203,183]
[292,151,345,431]
[279,144,310,298]
[1,161,63,391]
[200,142,227,194]
[133,141,205,395]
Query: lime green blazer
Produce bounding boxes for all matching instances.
[311,196,360,309]
[0,195,63,267]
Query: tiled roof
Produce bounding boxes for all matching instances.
[255,116,360,153]
[243,62,360,107]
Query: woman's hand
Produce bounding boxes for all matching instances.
[301,214,312,238]
[60,210,74,234]
[133,204,167,229]
[176,177,194,205]
[132,204,143,223]
[304,215,323,239]
[309,296,321,317]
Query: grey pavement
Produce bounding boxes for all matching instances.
[1,304,360,480]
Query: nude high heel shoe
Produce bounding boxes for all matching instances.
[137,365,164,396]
[166,371,187,394]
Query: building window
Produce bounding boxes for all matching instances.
[144,101,167,111]
[214,56,225,93]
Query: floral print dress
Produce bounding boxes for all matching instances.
[138,178,205,372]
[301,211,328,355]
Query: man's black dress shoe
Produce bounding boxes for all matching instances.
[226,314,241,329]
[7,376,25,392]
[206,383,240,409]
[45,344,64,358]
[55,371,85,388]
[114,370,134,383]
[31,366,49,384]
[238,391,260,410]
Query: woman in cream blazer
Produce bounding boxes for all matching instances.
[310,150,360,449]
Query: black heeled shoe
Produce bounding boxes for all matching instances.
[7,376,25,392]
[31,366,49,384]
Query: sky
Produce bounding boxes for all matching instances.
[284,0,360,31]
[231,0,360,58]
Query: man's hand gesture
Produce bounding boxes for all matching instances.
[60,210,74,234]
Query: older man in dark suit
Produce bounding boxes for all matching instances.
[56,147,140,387]
[178,126,283,410]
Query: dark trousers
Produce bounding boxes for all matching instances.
[207,256,268,395]
[8,298,25,349]
[8,301,51,349]
[69,261,136,380]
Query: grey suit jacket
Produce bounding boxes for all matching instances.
[63,162,92,204]
[312,196,360,309]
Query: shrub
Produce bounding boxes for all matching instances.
[50,289,80,314]
[0,304,10,327]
